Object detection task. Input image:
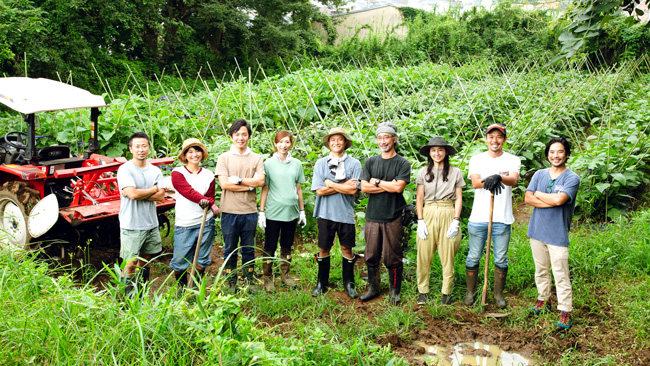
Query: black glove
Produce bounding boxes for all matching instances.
[199,199,211,209]
[481,174,504,195]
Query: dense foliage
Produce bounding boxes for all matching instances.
[2,57,648,222]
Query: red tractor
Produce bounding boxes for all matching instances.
[0,77,175,252]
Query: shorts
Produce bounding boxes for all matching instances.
[120,227,162,264]
[318,218,356,250]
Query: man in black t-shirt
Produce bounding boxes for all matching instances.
[359,122,412,304]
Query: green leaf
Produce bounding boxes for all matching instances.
[595,182,611,193]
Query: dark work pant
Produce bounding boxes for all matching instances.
[263,218,298,257]
[364,217,403,269]
[221,212,258,268]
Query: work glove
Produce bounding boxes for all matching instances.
[258,211,266,231]
[446,219,460,239]
[481,174,504,196]
[199,199,210,209]
[298,210,307,228]
[417,219,428,240]
[228,175,242,185]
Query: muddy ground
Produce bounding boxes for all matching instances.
[63,232,646,366]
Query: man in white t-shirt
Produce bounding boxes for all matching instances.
[464,123,521,309]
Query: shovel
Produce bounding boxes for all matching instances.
[187,206,210,290]
[480,193,494,314]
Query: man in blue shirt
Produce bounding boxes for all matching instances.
[311,127,362,298]
[525,137,580,330]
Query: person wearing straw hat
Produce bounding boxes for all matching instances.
[465,123,521,308]
[415,137,465,306]
[117,132,166,297]
[215,119,266,294]
[360,122,412,304]
[524,137,580,330]
[169,138,219,292]
[258,130,306,291]
[310,127,362,298]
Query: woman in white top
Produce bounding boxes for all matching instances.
[415,137,465,305]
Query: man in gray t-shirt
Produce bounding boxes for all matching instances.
[117,132,165,296]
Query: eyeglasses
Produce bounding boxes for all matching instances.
[546,179,555,193]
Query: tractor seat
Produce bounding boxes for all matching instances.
[38,145,84,168]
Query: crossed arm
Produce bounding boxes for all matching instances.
[525,190,570,208]
[122,185,165,202]
[316,178,359,196]
[218,174,265,192]
[360,179,407,194]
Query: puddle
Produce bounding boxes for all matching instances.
[414,341,536,366]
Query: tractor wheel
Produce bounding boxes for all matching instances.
[0,181,40,248]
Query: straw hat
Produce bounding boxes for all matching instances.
[177,138,208,163]
[419,136,458,157]
[322,127,353,150]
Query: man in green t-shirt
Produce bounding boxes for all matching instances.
[359,122,412,304]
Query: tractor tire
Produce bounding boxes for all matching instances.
[0,181,40,248]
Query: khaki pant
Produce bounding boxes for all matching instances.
[416,200,461,295]
[530,238,573,312]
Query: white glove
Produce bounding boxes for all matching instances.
[298,210,307,228]
[446,219,460,238]
[258,211,266,231]
[417,219,428,240]
[228,176,241,184]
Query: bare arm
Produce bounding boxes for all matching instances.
[242,174,265,188]
[317,178,358,196]
[416,184,425,220]
[534,190,570,207]
[361,178,407,194]
[297,183,305,210]
[525,191,554,208]
[146,188,165,202]
[218,175,255,192]
[454,187,462,219]
[122,186,159,200]
[259,185,269,211]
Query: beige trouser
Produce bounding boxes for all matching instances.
[530,238,573,312]
[416,200,461,295]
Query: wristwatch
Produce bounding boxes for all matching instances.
[374,179,380,187]
[237,177,243,185]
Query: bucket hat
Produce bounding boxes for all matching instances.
[177,138,209,163]
[322,127,353,150]
[419,136,458,157]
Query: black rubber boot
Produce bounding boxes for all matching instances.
[311,254,330,297]
[388,267,403,305]
[359,265,381,302]
[175,271,188,296]
[494,265,508,309]
[441,294,453,306]
[122,276,135,298]
[243,264,258,295]
[464,266,479,305]
[342,254,358,299]
[223,265,237,294]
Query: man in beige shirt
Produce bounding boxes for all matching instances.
[215,119,265,293]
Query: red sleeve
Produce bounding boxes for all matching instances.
[171,170,215,204]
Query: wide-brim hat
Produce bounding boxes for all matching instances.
[419,136,458,157]
[177,138,209,163]
[322,127,353,150]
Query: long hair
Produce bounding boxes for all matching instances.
[425,154,450,183]
[273,130,293,152]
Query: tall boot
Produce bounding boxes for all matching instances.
[175,271,188,296]
[262,260,276,292]
[121,275,135,298]
[388,267,403,305]
[464,266,479,305]
[359,265,381,302]
[494,265,508,309]
[342,255,358,299]
[243,264,258,295]
[280,250,299,287]
[311,254,330,297]
[223,264,237,294]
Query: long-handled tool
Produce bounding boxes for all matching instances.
[480,193,495,313]
[187,206,210,290]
